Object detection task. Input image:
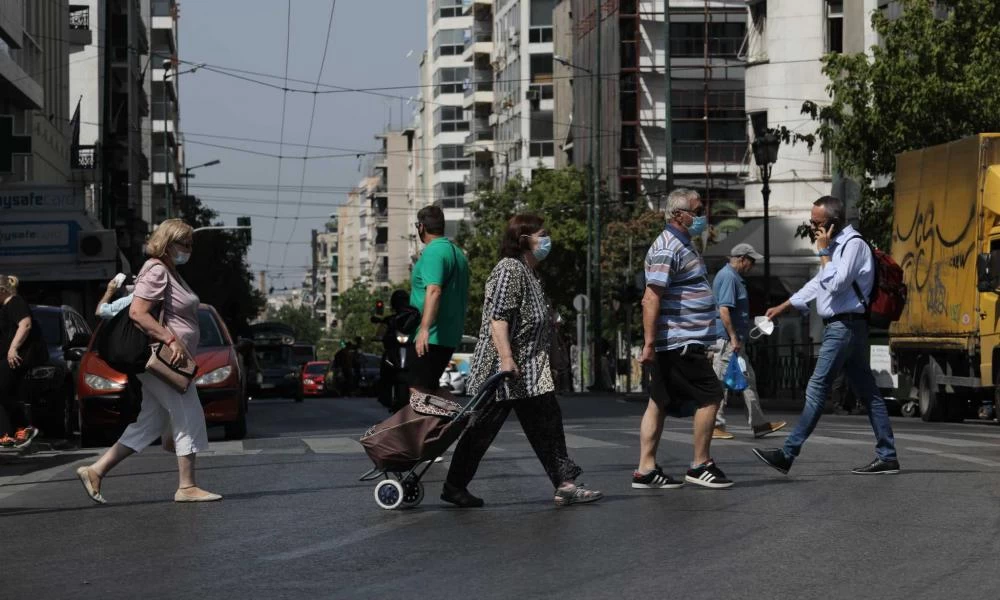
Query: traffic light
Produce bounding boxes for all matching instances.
[374,300,385,315]
[237,216,251,243]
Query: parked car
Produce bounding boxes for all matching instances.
[76,304,247,446]
[23,305,92,438]
[300,360,328,397]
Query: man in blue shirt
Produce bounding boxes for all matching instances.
[711,243,786,440]
[753,196,899,475]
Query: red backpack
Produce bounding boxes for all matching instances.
[843,235,907,328]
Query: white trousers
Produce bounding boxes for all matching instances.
[118,372,209,456]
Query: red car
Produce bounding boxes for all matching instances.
[76,304,248,446]
[300,361,329,397]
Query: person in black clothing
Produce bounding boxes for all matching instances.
[0,274,46,449]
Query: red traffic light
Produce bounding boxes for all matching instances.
[374,300,385,315]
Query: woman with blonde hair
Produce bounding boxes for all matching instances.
[76,219,221,503]
[0,274,46,449]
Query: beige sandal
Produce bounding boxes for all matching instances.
[76,466,106,504]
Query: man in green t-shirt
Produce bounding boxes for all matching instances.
[409,205,470,396]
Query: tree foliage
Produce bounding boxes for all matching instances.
[176,194,265,338]
[806,0,1000,248]
[458,167,590,334]
[334,281,393,353]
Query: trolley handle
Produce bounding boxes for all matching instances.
[453,370,516,421]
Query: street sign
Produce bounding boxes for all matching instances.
[573,294,589,312]
[0,115,32,174]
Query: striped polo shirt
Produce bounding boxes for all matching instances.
[644,224,717,352]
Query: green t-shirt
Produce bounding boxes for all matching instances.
[410,237,469,348]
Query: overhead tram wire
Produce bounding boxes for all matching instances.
[280,0,338,272]
[264,0,294,272]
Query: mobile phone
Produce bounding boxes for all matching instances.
[112,273,127,288]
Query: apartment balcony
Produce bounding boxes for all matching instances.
[68,5,92,48]
[462,73,494,109]
[462,0,493,16]
[151,0,177,29]
[463,122,495,156]
[462,28,493,62]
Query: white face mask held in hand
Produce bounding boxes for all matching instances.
[749,316,775,340]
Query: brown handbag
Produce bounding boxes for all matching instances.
[145,338,197,393]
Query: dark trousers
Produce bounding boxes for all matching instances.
[0,364,27,436]
[446,392,583,489]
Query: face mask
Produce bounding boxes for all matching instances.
[532,236,552,261]
[688,215,708,237]
[174,251,191,265]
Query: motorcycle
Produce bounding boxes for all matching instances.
[371,292,420,412]
[439,361,468,396]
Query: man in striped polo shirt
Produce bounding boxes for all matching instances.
[631,188,734,490]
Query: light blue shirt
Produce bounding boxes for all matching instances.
[789,225,874,319]
[97,294,134,320]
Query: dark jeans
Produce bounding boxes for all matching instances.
[446,392,583,489]
[783,320,897,461]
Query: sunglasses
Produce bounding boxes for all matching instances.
[678,207,706,217]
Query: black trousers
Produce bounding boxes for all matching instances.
[446,392,582,489]
[0,363,27,435]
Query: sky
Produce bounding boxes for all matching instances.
[180,0,426,290]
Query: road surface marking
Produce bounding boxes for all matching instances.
[844,431,1000,448]
[203,440,253,456]
[303,437,363,454]
[260,512,438,561]
[807,435,872,446]
[906,446,1000,467]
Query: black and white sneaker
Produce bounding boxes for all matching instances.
[685,460,734,489]
[632,465,684,489]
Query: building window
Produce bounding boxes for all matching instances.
[669,21,745,58]
[435,182,466,208]
[747,0,767,62]
[529,142,555,157]
[433,0,463,22]
[826,1,843,54]
[433,66,470,96]
[434,106,470,134]
[530,54,553,83]
[528,27,553,43]
[433,28,465,58]
[434,145,471,172]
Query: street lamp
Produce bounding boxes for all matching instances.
[751,130,780,306]
[182,159,221,196]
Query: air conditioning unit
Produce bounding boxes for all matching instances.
[77,230,117,262]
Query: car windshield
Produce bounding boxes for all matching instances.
[304,363,326,375]
[198,309,225,347]
[33,311,62,346]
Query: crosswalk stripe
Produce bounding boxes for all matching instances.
[302,437,363,454]
[515,432,622,449]
[844,431,1000,448]
[906,446,1000,467]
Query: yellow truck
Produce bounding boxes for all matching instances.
[890,134,1000,421]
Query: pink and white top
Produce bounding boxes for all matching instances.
[134,259,200,355]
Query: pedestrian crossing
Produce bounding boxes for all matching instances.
[191,424,1000,471]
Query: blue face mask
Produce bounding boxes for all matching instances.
[533,236,552,261]
[688,215,708,237]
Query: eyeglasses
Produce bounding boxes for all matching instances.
[414,222,423,230]
[678,207,706,217]
[174,240,192,250]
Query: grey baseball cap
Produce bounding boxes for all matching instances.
[730,243,764,260]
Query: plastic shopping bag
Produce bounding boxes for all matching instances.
[723,353,748,392]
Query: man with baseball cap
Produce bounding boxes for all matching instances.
[711,243,786,439]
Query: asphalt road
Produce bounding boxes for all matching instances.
[2,393,999,600]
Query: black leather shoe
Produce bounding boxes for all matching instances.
[441,483,484,508]
[851,458,900,475]
[752,448,793,474]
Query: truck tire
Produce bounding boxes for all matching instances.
[918,363,944,422]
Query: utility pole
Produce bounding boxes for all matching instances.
[592,0,603,389]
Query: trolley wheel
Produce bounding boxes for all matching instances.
[374,479,405,510]
[401,481,424,508]
[901,401,919,418]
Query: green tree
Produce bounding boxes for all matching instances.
[458,167,589,333]
[805,0,1000,248]
[176,194,265,338]
[269,304,323,345]
[334,280,392,353]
